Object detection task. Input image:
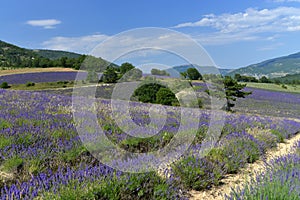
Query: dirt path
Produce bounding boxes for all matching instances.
[189,118,300,200]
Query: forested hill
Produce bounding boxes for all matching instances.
[33,49,81,60]
[227,52,300,78]
[0,40,116,70]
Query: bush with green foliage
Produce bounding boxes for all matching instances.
[173,156,225,190]
[259,76,270,83]
[133,83,164,103]
[151,68,170,76]
[25,82,35,87]
[186,68,202,80]
[133,82,179,106]
[234,73,258,82]
[156,87,178,106]
[0,82,9,89]
[102,67,118,83]
[42,172,180,200]
[119,62,135,75]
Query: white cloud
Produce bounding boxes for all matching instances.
[272,0,300,2]
[42,34,109,53]
[42,28,215,67]
[26,19,61,29]
[258,42,284,51]
[173,7,300,45]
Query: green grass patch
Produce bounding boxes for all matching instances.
[0,119,12,130]
[0,135,13,149]
[9,81,75,90]
[1,156,23,172]
[59,146,87,163]
[245,82,300,93]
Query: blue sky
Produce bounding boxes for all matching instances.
[1,0,300,69]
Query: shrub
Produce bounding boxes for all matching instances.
[173,155,225,190]
[1,156,23,172]
[26,82,35,87]
[42,172,181,200]
[102,67,118,83]
[227,151,300,200]
[281,84,287,89]
[133,83,164,103]
[0,82,9,89]
[186,68,202,80]
[250,131,278,150]
[156,87,178,106]
[270,129,285,143]
[211,132,263,173]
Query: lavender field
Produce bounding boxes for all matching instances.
[0,72,87,85]
[235,87,300,118]
[0,87,299,199]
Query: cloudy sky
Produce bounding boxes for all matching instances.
[1,0,300,69]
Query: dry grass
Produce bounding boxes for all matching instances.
[0,68,78,76]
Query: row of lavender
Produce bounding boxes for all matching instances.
[0,72,87,84]
[193,82,300,118]
[0,89,299,199]
[226,140,300,199]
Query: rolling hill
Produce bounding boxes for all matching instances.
[228,52,300,78]
[33,49,81,60]
[0,40,40,67]
[0,40,116,69]
[166,64,233,77]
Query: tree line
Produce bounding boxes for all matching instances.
[234,73,300,85]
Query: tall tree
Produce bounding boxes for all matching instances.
[119,62,135,75]
[224,76,252,111]
[186,68,202,80]
[102,67,118,83]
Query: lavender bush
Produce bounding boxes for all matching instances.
[226,140,300,200]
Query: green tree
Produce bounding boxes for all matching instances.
[224,76,252,111]
[133,83,164,103]
[234,73,242,81]
[156,87,178,106]
[102,67,118,83]
[186,68,202,80]
[119,62,135,75]
[180,71,187,79]
[259,76,270,83]
[151,68,170,76]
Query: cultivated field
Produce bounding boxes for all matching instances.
[0,71,299,199]
[0,67,78,76]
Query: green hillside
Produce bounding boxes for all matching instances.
[0,40,117,70]
[33,49,81,60]
[228,52,300,78]
[271,73,300,84]
[166,64,232,77]
[0,40,40,68]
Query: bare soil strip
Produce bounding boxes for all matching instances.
[189,118,300,200]
[0,68,78,76]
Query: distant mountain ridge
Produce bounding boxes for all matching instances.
[228,52,300,78]
[166,64,233,77]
